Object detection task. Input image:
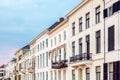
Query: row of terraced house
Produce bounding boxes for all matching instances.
[1,0,120,80]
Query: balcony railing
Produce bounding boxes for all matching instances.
[52,60,68,69]
[70,53,92,62]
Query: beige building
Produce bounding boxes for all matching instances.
[3,0,120,80]
[0,65,5,80]
[48,18,68,80]
[103,0,120,80]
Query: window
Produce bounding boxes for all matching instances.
[72,22,75,36]
[96,30,101,53]
[96,66,101,80]
[108,6,113,17]
[86,35,90,53]
[46,52,48,66]
[43,41,45,49]
[54,51,57,62]
[86,12,90,29]
[43,53,44,67]
[46,72,48,80]
[96,6,100,24]
[37,44,39,52]
[43,72,44,80]
[108,26,114,51]
[46,39,48,48]
[79,38,82,54]
[55,71,57,80]
[40,55,42,68]
[86,68,90,80]
[64,48,66,60]
[109,63,113,80]
[79,17,82,32]
[54,37,56,45]
[72,41,75,56]
[72,70,75,80]
[40,43,42,50]
[59,34,61,43]
[51,39,53,47]
[51,72,53,80]
[59,49,61,61]
[37,56,39,68]
[64,31,66,40]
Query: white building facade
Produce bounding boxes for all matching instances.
[3,0,120,80]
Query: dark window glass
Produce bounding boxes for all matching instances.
[72,22,75,36]
[108,26,114,51]
[72,70,75,80]
[86,35,90,53]
[96,6,100,24]
[86,12,90,29]
[79,38,82,54]
[79,17,82,32]
[72,41,75,56]
[96,66,101,80]
[86,68,90,80]
[96,30,101,53]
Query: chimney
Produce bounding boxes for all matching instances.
[59,17,64,22]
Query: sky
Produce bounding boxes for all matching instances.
[0,0,82,65]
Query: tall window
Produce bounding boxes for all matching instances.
[72,70,75,80]
[46,52,48,66]
[37,44,39,52]
[46,72,48,80]
[108,26,114,51]
[43,72,44,80]
[86,35,90,53]
[40,43,42,50]
[95,6,100,24]
[54,51,57,62]
[59,49,61,61]
[38,56,39,68]
[96,66,101,80]
[51,39,53,47]
[59,34,61,43]
[86,12,90,29]
[79,38,82,54]
[64,48,66,60]
[86,68,90,80]
[51,72,53,80]
[54,37,56,45]
[55,71,57,80]
[72,41,75,56]
[79,17,82,32]
[108,6,113,17]
[72,22,75,36]
[43,41,45,49]
[109,63,113,80]
[43,53,44,67]
[40,55,42,68]
[64,31,66,40]
[46,39,48,48]
[96,30,101,53]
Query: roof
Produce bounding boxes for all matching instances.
[66,0,89,17]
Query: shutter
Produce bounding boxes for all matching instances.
[113,2,118,13]
[118,1,120,10]
[104,9,108,18]
[117,61,120,80]
[113,62,117,80]
[103,63,108,80]
[116,61,119,80]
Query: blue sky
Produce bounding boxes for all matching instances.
[0,0,82,64]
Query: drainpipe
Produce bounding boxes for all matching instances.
[103,0,105,63]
